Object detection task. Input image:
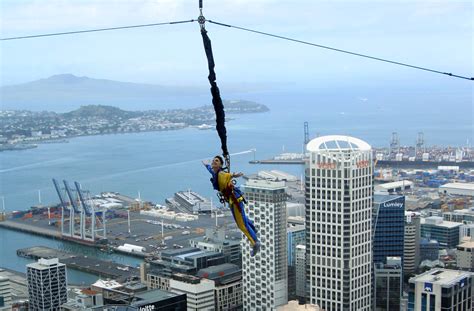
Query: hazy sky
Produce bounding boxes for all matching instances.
[1,0,472,89]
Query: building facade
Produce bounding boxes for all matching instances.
[420,216,461,249]
[419,239,439,262]
[0,277,11,310]
[306,135,373,310]
[27,258,68,311]
[457,240,474,272]
[404,213,421,274]
[197,263,243,311]
[295,245,307,300]
[408,269,473,311]
[373,195,405,264]
[242,179,288,310]
[169,274,215,311]
[374,257,403,311]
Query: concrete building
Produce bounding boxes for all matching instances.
[404,212,421,274]
[149,247,227,276]
[444,208,474,224]
[197,263,242,310]
[242,178,288,310]
[169,274,215,311]
[0,277,11,310]
[287,225,305,300]
[373,194,405,264]
[408,269,473,310]
[439,182,474,197]
[295,245,307,300]
[27,258,68,311]
[420,238,439,262]
[190,229,242,266]
[374,257,403,311]
[421,216,462,249]
[306,135,373,310]
[288,225,306,267]
[457,240,474,272]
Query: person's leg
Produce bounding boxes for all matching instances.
[229,197,257,246]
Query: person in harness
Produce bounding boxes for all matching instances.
[203,156,260,256]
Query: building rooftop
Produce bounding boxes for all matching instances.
[410,269,473,286]
[133,288,180,304]
[421,217,462,229]
[375,180,414,190]
[306,135,371,152]
[26,258,64,270]
[457,241,474,249]
[92,279,123,290]
[244,178,286,190]
[440,183,474,191]
[287,224,305,233]
[374,194,404,203]
[197,263,241,281]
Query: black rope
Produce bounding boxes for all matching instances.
[1,20,196,41]
[208,20,473,81]
[200,28,229,159]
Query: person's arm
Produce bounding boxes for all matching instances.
[232,172,244,178]
[202,160,213,174]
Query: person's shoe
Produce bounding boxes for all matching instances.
[250,241,261,257]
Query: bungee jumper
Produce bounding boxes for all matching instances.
[198,1,260,256]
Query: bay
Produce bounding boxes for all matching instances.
[0,89,471,283]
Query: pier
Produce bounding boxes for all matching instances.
[17,246,139,280]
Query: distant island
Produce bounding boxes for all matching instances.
[0,101,269,151]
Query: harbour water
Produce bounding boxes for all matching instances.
[0,89,472,283]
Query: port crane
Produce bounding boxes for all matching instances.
[74,181,107,241]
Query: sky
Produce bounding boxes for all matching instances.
[0,0,472,90]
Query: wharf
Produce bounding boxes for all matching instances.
[17,246,139,280]
[249,159,305,165]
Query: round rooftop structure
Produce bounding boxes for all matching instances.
[306,135,371,152]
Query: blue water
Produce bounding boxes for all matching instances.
[0,88,472,283]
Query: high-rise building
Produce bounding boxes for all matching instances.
[287,225,305,300]
[373,194,405,264]
[457,240,474,272]
[0,276,11,310]
[374,257,403,311]
[197,263,243,310]
[27,258,68,311]
[288,225,306,267]
[306,135,373,311]
[420,216,462,249]
[408,269,473,310]
[242,179,287,310]
[404,212,421,275]
[295,245,307,300]
[169,274,215,311]
[419,238,439,262]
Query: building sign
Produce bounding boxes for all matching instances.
[138,305,156,311]
[356,160,370,168]
[317,162,336,169]
[424,283,433,292]
[382,197,405,209]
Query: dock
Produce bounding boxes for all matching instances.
[17,246,139,280]
[249,159,305,165]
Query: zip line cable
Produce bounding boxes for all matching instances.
[208,20,473,81]
[1,16,471,81]
[0,19,196,41]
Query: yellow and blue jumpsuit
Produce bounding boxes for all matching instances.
[205,164,259,247]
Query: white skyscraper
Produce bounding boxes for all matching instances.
[306,135,373,310]
[27,258,68,311]
[242,179,287,310]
